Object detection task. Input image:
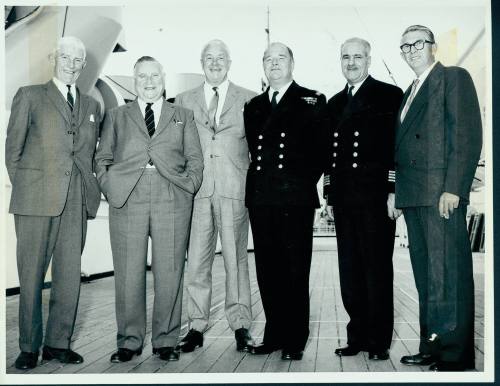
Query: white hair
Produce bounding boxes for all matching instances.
[200,39,231,60]
[56,36,86,59]
[341,37,371,56]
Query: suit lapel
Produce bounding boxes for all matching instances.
[219,82,237,118]
[337,76,373,126]
[396,62,443,149]
[154,100,175,136]
[126,100,149,136]
[45,81,71,125]
[76,88,90,129]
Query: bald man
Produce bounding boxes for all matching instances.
[6,36,102,369]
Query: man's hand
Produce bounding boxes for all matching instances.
[439,192,460,219]
[326,205,334,219]
[387,193,402,220]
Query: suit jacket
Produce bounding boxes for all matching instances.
[395,62,482,208]
[5,81,102,218]
[175,81,257,200]
[95,99,203,208]
[244,81,329,208]
[324,76,403,207]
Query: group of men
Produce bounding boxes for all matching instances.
[6,23,482,373]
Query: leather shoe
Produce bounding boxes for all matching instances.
[369,350,389,360]
[429,361,472,372]
[400,352,436,366]
[15,351,38,370]
[281,350,303,360]
[335,345,361,356]
[176,329,203,353]
[250,343,280,355]
[42,346,83,364]
[109,348,142,363]
[153,347,179,361]
[235,328,253,352]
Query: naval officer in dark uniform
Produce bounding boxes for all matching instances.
[244,42,329,360]
[323,37,403,360]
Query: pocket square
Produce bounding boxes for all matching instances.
[90,114,95,122]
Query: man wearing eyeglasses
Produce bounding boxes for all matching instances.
[323,37,403,361]
[5,36,102,369]
[396,25,482,371]
[175,39,257,353]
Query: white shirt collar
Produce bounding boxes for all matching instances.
[412,61,437,95]
[347,75,369,96]
[269,80,293,104]
[203,78,230,126]
[137,97,164,127]
[52,77,76,101]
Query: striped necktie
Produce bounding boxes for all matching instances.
[145,103,155,137]
[208,86,219,130]
[66,85,74,111]
[401,79,420,121]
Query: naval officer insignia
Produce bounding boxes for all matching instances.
[301,96,318,105]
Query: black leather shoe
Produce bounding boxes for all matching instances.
[235,328,253,352]
[153,347,179,361]
[281,350,303,360]
[400,352,436,366]
[250,343,280,355]
[335,345,361,356]
[429,361,470,372]
[369,350,389,360]
[42,346,83,364]
[176,329,203,353]
[109,348,142,363]
[15,351,38,370]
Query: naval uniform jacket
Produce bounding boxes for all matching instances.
[244,81,328,208]
[324,76,403,208]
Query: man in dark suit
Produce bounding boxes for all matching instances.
[5,36,102,369]
[175,40,256,353]
[95,56,203,363]
[244,42,328,361]
[324,37,403,360]
[396,25,482,372]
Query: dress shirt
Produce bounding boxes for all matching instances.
[52,77,76,104]
[346,75,369,96]
[138,98,163,128]
[269,80,293,104]
[400,61,437,119]
[204,78,229,126]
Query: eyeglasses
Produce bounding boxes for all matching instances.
[400,40,434,53]
[57,54,85,67]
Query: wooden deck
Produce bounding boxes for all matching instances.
[5,237,486,377]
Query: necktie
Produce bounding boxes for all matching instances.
[401,79,420,121]
[208,86,219,130]
[346,85,354,104]
[271,90,279,109]
[145,103,155,137]
[66,85,74,111]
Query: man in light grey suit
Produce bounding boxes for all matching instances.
[175,40,257,352]
[95,56,203,363]
[5,36,102,369]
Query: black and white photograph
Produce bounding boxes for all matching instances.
[1,0,494,384]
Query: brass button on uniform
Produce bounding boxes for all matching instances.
[354,131,359,136]
[332,163,336,167]
[281,132,286,137]
[256,166,261,170]
[279,154,284,159]
[278,164,283,169]
[334,132,339,137]
[353,152,358,157]
[333,152,337,157]
[258,135,263,140]
[257,156,261,161]
[333,142,338,147]
[353,163,358,168]
[353,142,359,147]
[279,143,284,148]
[257,145,262,150]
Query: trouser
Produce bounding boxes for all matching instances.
[403,204,474,365]
[109,169,192,350]
[248,205,315,352]
[333,203,395,351]
[15,167,86,352]
[186,193,252,332]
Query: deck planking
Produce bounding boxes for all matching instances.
[5,237,486,374]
